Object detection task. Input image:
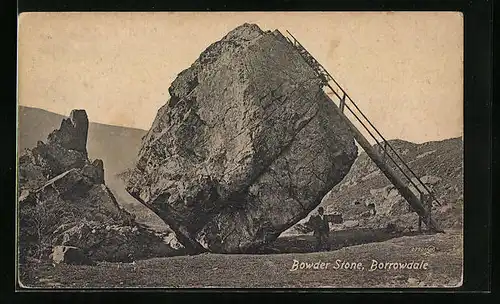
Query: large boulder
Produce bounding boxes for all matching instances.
[124,24,357,253]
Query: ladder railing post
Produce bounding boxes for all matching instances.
[382,141,388,163]
[426,194,432,231]
[340,93,346,113]
[419,192,432,232]
[419,192,424,232]
[417,192,424,233]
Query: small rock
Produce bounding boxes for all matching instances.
[394,275,406,281]
[342,220,359,229]
[439,204,453,213]
[50,245,94,265]
[420,175,441,185]
[19,189,31,202]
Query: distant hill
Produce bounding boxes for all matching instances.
[323,137,463,215]
[18,106,147,181]
[17,106,168,231]
[285,137,463,235]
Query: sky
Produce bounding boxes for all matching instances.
[18,12,463,144]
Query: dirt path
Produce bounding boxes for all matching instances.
[21,230,462,288]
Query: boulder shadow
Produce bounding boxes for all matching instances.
[256,228,435,254]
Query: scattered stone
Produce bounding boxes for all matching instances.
[420,175,441,185]
[439,204,453,213]
[50,245,94,265]
[52,222,180,263]
[342,220,359,229]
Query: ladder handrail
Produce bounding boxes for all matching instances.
[333,85,431,202]
[326,78,442,207]
[284,30,442,207]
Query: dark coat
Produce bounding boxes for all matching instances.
[309,214,330,236]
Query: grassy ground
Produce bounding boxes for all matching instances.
[20,229,462,289]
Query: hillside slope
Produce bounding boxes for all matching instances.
[331,138,463,229]
[286,137,463,234]
[327,138,462,206]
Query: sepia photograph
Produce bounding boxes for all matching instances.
[16,12,463,288]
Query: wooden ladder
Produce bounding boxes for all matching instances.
[283,30,444,233]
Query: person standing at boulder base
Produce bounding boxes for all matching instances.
[309,207,330,251]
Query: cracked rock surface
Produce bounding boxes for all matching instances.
[124,23,358,253]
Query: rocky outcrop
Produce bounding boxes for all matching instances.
[47,109,89,154]
[18,110,129,222]
[51,221,183,262]
[18,110,182,263]
[124,24,358,253]
[17,106,167,234]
